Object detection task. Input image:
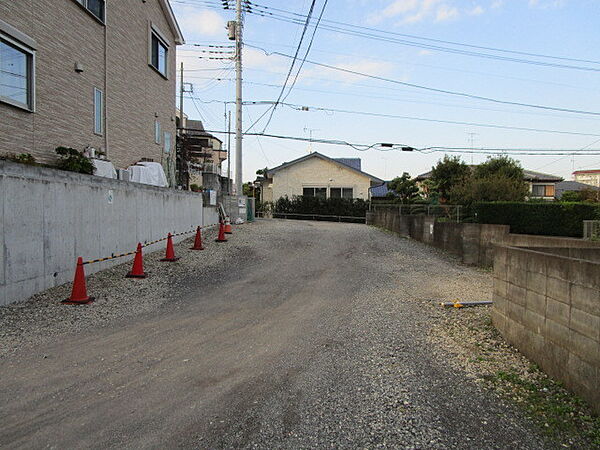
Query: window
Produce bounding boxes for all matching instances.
[303,187,326,199]
[0,35,34,111]
[330,188,354,199]
[164,131,172,154]
[94,88,103,135]
[75,0,106,23]
[155,121,161,144]
[150,33,168,77]
[532,184,554,197]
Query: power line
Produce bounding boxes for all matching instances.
[197,128,600,155]
[185,96,600,138]
[243,100,600,138]
[246,44,600,117]
[279,0,329,105]
[198,0,600,73]
[243,1,600,66]
[246,0,317,134]
[174,0,600,71]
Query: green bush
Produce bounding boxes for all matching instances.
[274,195,368,217]
[474,202,600,237]
[55,147,94,174]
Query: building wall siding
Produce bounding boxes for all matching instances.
[0,0,178,171]
[271,158,372,201]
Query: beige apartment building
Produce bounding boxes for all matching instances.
[573,169,600,188]
[0,0,183,172]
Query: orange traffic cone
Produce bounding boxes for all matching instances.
[190,226,205,250]
[215,221,227,242]
[126,243,147,278]
[62,257,94,304]
[161,233,180,262]
[224,216,232,234]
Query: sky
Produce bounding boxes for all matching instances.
[171,0,600,183]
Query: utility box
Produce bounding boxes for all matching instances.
[227,21,236,40]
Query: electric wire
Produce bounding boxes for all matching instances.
[246,44,600,117]
[245,0,317,134]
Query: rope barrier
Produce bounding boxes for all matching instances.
[81,223,219,266]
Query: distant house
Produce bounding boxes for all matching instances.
[573,169,600,188]
[259,152,383,203]
[414,167,563,200]
[0,0,184,174]
[178,116,228,192]
[555,180,600,199]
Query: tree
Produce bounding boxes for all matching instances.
[474,155,524,180]
[560,188,600,203]
[449,156,528,205]
[256,167,269,176]
[429,155,470,201]
[387,172,420,203]
[449,176,529,205]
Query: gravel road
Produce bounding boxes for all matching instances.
[0,219,551,449]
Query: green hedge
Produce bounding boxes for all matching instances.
[474,202,600,237]
[274,196,368,217]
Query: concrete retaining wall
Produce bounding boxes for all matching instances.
[492,245,600,413]
[0,160,217,306]
[368,207,600,267]
[368,208,510,266]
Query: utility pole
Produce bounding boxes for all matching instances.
[227,111,232,195]
[179,62,184,130]
[235,0,243,196]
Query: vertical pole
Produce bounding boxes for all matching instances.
[227,110,232,195]
[179,62,184,130]
[178,62,184,187]
[235,0,243,196]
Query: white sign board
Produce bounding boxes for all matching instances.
[209,190,217,206]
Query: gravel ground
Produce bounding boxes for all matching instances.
[428,299,600,448]
[0,225,245,358]
[0,219,579,448]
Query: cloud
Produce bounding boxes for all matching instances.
[368,0,466,25]
[175,8,226,38]
[299,58,396,85]
[418,49,433,56]
[528,0,567,8]
[468,5,485,15]
[435,4,459,21]
[491,0,504,9]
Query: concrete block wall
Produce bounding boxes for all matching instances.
[369,207,600,267]
[492,245,600,413]
[0,161,216,306]
[369,208,509,266]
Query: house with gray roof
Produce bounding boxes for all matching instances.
[414,167,563,200]
[258,152,383,203]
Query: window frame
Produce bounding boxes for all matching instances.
[93,87,104,136]
[149,27,169,79]
[0,32,35,112]
[302,186,327,199]
[74,0,106,24]
[155,120,162,144]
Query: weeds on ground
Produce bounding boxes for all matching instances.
[431,307,600,448]
[485,368,600,447]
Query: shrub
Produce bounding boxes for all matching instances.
[55,147,94,174]
[4,153,37,165]
[474,202,600,237]
[274,195,368,217]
